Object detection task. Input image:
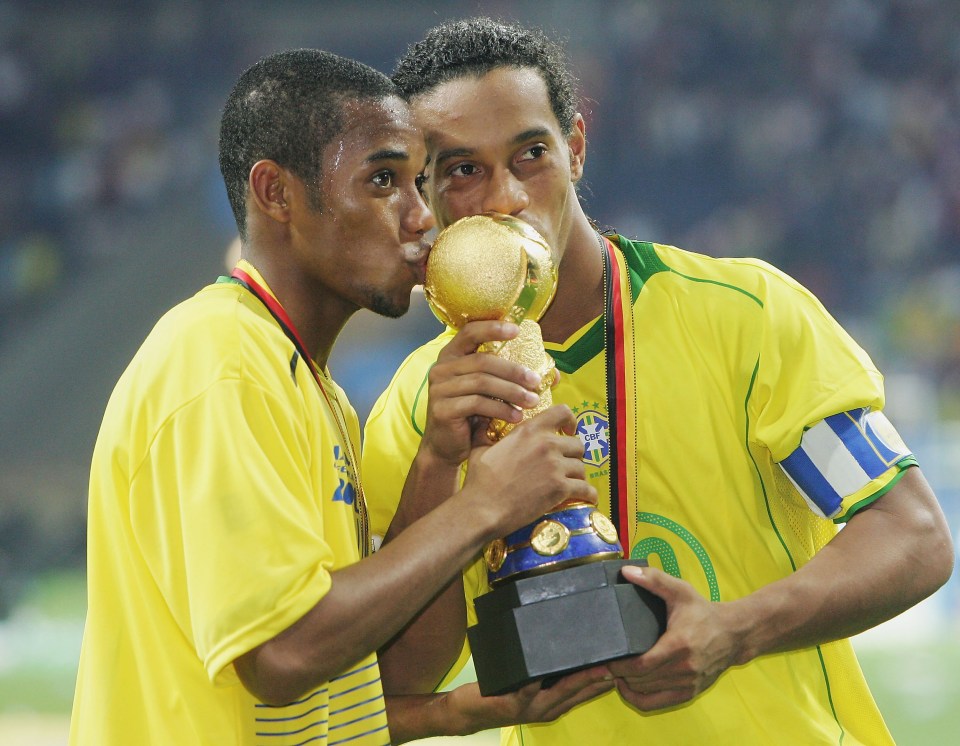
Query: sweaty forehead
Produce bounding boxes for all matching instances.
[336,95,415,140]
[324,96,423,162]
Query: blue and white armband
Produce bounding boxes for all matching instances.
[779,408,915,520]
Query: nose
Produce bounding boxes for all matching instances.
[403,188,435,236]
[481,166,529,216]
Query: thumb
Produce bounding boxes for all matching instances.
[621,564,681,601]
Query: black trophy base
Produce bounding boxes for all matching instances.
[467,558,666,696]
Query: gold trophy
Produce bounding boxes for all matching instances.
[424,213,665,695]
[425,212,557,439]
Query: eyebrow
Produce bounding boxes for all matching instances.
[434,127,553,165]
[512,127,551,145]
[434,146,472,165]
[365,148,409,163]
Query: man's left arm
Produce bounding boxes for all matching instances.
[609,466,954,711]
[375,320,544,694]
[382,669,614,744]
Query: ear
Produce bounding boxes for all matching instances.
[248,160,292,225]
[568,113,586,183]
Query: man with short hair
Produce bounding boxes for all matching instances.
[363,18,955,745]
[69,48,611,746]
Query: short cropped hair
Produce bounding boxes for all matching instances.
[219,49,396,238]
[392,17,579,135]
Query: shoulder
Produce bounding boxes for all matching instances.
[119,282,304,415]
[619,237,816,309]
[152,281,271,357]
[365,328,455,425]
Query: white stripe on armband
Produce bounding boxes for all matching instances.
[779,408,912,519]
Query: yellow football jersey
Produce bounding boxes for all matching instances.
[71,265,389,745]
[362,237,904,745]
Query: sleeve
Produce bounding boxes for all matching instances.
[129,377,335,685]
[779,408,917,522]
[746,261,907,520]
[748,261,886,461]
[361,331,453,540]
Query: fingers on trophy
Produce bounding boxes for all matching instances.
[423,213,623,585]
[424,212,557,440]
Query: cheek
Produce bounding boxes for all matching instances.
[343,198,393,237]
[437,181,493,225]
[539,166,572,208]
[430,186,464,226]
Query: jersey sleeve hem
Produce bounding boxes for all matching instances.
[832,457,919,524]
[205,565,333,686]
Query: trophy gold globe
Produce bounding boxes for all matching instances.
[425,212,558,439]
[423,212,666,696]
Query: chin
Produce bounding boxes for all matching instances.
[368,291,410,319]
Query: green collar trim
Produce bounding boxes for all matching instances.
[549,236,664,373]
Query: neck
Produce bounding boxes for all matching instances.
[538,211,605,344]
[239,251,352,370]
[281,281,351,371]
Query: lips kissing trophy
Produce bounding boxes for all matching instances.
[424,213,666,696]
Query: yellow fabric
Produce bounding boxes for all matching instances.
[71,267,389,745]
[362,238,900,745]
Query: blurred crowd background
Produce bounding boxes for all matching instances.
[0,0,958,739]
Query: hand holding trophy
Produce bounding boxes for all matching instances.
[424,211,557,440]
[424,213,666,696]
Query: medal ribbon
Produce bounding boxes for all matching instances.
[229,265,371,557]
[601,236,637,554]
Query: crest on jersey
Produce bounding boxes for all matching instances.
[575,408,609,467]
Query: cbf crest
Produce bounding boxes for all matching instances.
[573,405,609,467]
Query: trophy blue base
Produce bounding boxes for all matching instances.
[467,558,666,696]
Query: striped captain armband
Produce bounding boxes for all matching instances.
[779,408,914,520]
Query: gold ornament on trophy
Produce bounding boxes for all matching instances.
[424,212,559,440]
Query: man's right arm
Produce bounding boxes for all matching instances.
[234,405,596,707]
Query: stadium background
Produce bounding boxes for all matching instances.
[0,0,957,742]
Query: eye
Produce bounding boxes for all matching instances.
[415,172,429,195]
[449,163,479,178]
[518,144,547,162]
[372,171,394,188]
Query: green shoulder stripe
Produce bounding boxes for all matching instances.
[410,364,432,437]
[616,235,669,293]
